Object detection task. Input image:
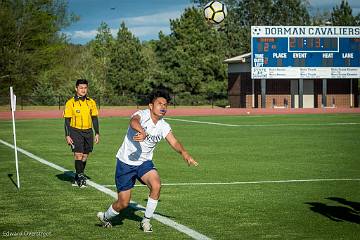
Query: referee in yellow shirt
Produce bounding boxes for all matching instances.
[64,79,100,188]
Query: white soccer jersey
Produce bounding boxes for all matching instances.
[116,109,171,166]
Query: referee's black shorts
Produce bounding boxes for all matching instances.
[69,127,94,154]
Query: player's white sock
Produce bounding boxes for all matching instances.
[144,196,158,219]
[104,204,119,220]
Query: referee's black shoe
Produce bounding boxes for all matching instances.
[72,174,79,187]
[72,174,87,188]
[78,174,87,188]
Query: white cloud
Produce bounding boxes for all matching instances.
[308,0,359,7]
[308,0,360,14]
[110,25,170,38]
[63,1,195,45]
[128,26,171,37]
[65,10,184,43]
[121,10,183,26]
[66,30,98,39]
[106,10,183,28]
[65,25,170,43]
[110,28,117,36]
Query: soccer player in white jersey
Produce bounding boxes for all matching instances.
[97,90,198,232]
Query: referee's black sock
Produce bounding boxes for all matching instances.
[82,160,87,171]
[75,160,83,180]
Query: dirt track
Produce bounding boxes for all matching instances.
[1,107,360,120]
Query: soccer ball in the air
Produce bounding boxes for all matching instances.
[204,1,228,24]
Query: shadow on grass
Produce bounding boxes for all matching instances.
[95,207,143,227]
[306,198,360,224]
[327,197,360,213]
[7,173,18,189]
[55,171,92,183]
[135,201,174,219]
[56,171,74,183]
[55,172,174,225]
[95,201,175,228]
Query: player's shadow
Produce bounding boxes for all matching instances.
[95,203,143,227]
[55,171,92,183]
[306,199,360,224]
[327,197,360,213]
[130,202,174,219]
[95,202,175,227]
[136,199,173,219]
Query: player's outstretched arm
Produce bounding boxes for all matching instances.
[165,132,198,167]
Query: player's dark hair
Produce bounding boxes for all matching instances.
[76,79,88,87]
[148,89,171,104]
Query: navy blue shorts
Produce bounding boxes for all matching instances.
[115,159,156,192]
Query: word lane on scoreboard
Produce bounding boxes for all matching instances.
[251,26,360,79]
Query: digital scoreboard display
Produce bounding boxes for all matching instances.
[251,26,360,79]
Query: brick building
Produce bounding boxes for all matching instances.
[225,53,359,108]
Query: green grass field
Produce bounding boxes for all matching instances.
[1,114,359,239]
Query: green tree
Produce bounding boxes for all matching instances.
[330,0,360,26]
[328,0,360,92]
[311,9,332,26]
[30,44,85,104]
[0,0,77,97]
[107,22,149,102]
[140,40,165,93]
[193,0,311,55]
[89,22,114,64]
[234,0,310,54]
[85,22,115,99]
[155,7,227,97]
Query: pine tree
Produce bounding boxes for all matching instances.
[107,22,148,102]
[155,7,227,98]
[0,0,77,96]
[330,0,360,26]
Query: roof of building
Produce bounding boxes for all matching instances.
[224,53,251,64]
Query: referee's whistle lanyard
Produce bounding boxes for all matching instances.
[74,95,89,107]
[75,95,88,101]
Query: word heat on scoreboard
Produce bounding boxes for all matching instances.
[251,26,360,79]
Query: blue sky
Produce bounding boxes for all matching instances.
[63,0,360,45]
[63,0,194,44]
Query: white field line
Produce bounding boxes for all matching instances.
[0,139,211,240]
[165,117,360,127]
[102,178,360,188]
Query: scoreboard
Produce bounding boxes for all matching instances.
[251,26,360,79]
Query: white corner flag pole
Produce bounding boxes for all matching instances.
[10,87,20,189]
